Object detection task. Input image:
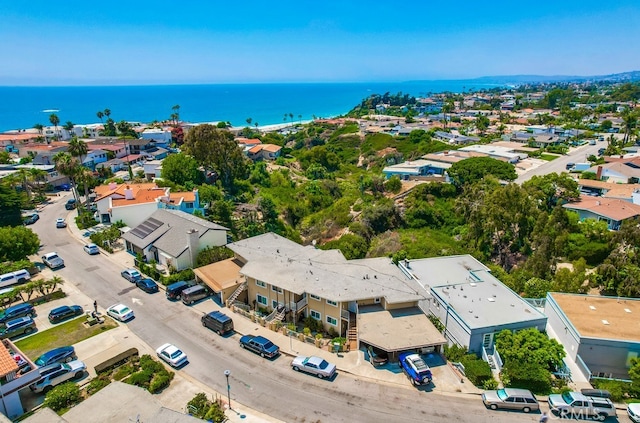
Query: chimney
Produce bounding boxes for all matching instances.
[124,186,134,200]
[187,229,199,267]
[596,166,603,180]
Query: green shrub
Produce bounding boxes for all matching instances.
[85,374,111,395]
[113,364,135,381]
[460,355,492,387]
[43,382,81,412]
[502,362,552,394]
[443,344,467,362]
[160,269,195,285]
[203,402,227,422]
[149,373,172,394]
[592,379,634,402]
[127,369,154,388]
[187,393,211,418]
[483,378,499,390]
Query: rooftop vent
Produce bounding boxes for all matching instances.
[602,320,610,325]
[589,306,597,310]
[470,283,477,287]
[487,298,495,302]
[624,308,632,313]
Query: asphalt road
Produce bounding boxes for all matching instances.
[516,141,606,184]
[29,196,615,423]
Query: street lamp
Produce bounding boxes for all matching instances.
[224,369,231,410]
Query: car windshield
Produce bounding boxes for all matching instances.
[170,350,183,359]
[561,392,575,403]
[35,357,46,366]
[119,307,130,314]
[497,389,508,401]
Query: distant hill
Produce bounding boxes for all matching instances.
[470,71,640,85]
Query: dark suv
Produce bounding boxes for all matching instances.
[48,305,84,323]
[0,303,35,325]
[239,335,280,358]
[0,316,36,339]
[201,311,234,336]
[166,280,191,301]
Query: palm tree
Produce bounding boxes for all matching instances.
[622,110,638,144]
[298,114,302,124]
[283,114,288,126]
[33,123,44,135]
[49,113,60,141]
[76,167,94,207]
[67,137,88,168]
[246,117,252,127]
[63,121,75,138]
[171,104,180,125]
[103,109,111,119]
[96,111,104,122]
[52,152,81,202]
[289,113,294,126]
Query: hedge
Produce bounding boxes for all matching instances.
[502,362,552,394]
[460,354,492,387]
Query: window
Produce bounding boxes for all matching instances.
[326,316,337,326]
[271,285,283,294]
[310,310,321,320]
[185,203,194,209]
[326,300,337,307]
[257,294,267,305]
[374,298,381,304]
[309,294,321,301]
[272,300,279,309]
[256,280,266,288]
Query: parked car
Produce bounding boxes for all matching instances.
[0,303,35,325]
[166,280,191,301]
[548,391,616,420]
[29,360,86,393]
[136,278,159,294]
[291,355,336,379]
[23,213,39,225]
[181,284,210,305]
[201,311,234,336]
[0,316,36,339]
[120,268,142,283]
[55,218,67,228]
[64,198,77,210]
[398,352,432,386]
[0,269,31,289]
[239,335,280,358]
[482,388,539,413]
[42,252,64,269]
[106,303,134,322]
[35,346,76,366]
[628,403,640,423]
[48,305,83,323]
[156,343,188,368]
[83,243,100,255]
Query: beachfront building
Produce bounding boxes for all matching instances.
[140,127,173,144]
[211,233,446,357]
[382,159,450,180]
[544,293,640,380]
[399,256,547,362]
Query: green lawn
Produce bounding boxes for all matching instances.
[15,316,118,360]
[539,154,559,161]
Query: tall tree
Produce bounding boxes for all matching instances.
[0,226,40,261]
[67,137,88,167]
[182,124,248,190]
[103,108,111,119]
[63,121,74,132]
[52,152,81,202]
[49,113,60,140]
[171,104,180,126]
[96,111,104,122]
[0,183,23,226]
[33,123,44,136]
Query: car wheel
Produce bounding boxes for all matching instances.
[240,343,245,349]
[522,407,531,413]
[316,373,324,379]
[489,404,498,410]
[176,295,181,301]
[189,300,194,305]
[260,352,265,358]
[292,366,299,372]
[28,312,35,317]
[412,378,419,386]
[43,385,52,394]
[25,327,33,334]
[75,371,84,379]
[595,413,607,422]
[65,356,73,363]
[202,321,206,327]
[217,330,222,336]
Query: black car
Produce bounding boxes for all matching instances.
[23,214,39,225]
[48,305,83,324]
[64,199,77,210]
[136,278,159,294]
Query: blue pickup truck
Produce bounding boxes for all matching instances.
[399,352,432,386]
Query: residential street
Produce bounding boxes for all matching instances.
[23,194,557,422]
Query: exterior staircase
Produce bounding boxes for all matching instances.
[225,281,247,308]
[265,306,286,323]
[347,312,358,351]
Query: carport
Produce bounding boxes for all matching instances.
[193,258,246,306]
[358,306,446,360]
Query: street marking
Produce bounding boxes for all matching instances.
[132,297,143,305]
[85,266,99,272]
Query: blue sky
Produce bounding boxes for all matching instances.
[1,0,639,85]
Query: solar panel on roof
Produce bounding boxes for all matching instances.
[130,228,147,238]
[130,216,165,239]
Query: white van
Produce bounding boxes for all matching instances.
[0,269,31,289]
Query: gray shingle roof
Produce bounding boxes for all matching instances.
[227,233,426,304]
[122,209,228,257]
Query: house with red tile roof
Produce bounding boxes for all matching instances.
[563,195,640,230]
[247,143,282,161]
[93,182,203,227]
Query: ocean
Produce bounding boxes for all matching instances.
[0,80,502,133]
